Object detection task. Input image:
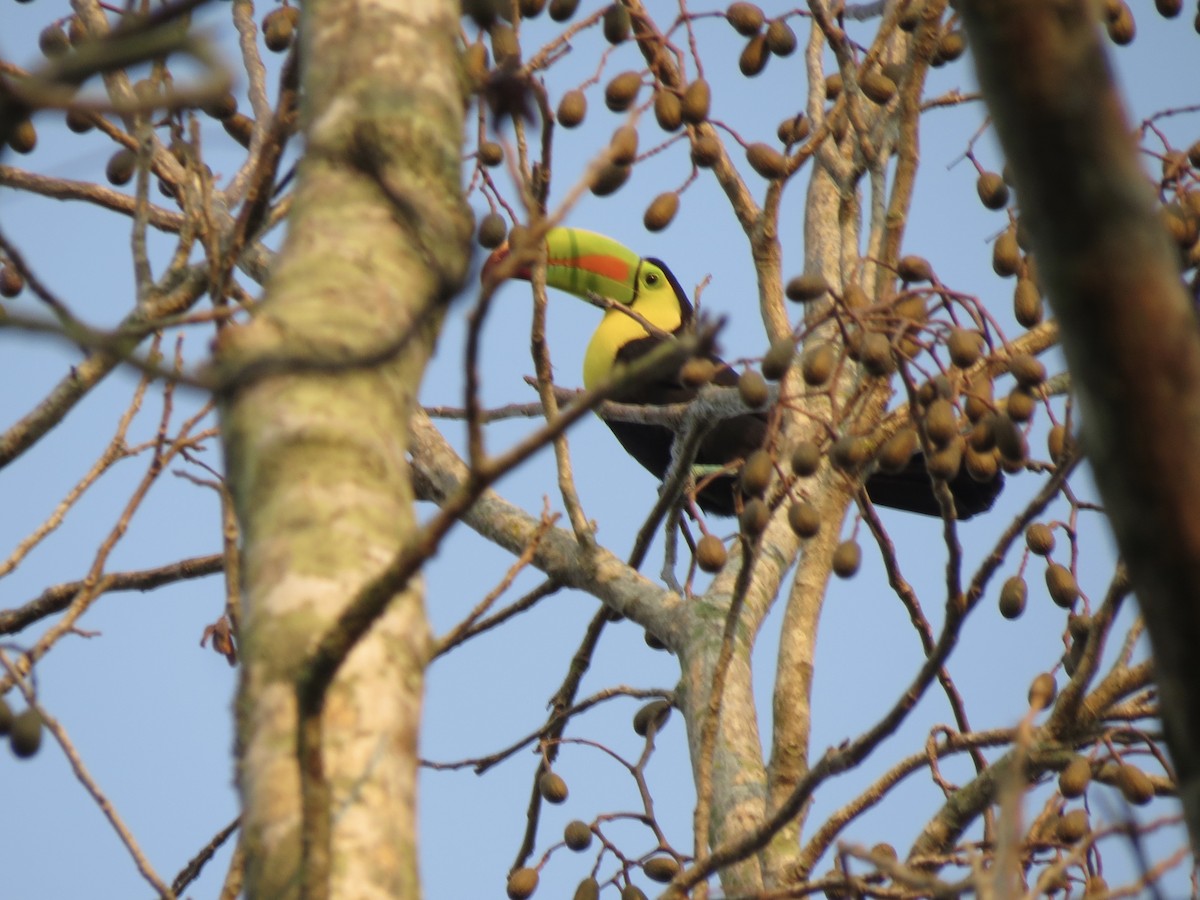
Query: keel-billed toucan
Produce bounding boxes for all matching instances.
[485,227,1001,519]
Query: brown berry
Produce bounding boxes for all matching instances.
[1056,809,1090,843]
[538,771,569,803]
[741,498,770,535]
[788,501,821,538]
[681,79,711,123]
[726,2,765,35]
[777,113,810,145]
[800,343,835,386]
[1045,563,1079,608]
[653,90,682,132]
[993,227,1021,278]
[696,534,728,573]
[9,709,41,758]
[1025,523,1055,556]
[610,126,638,165]
[923,398,958,447]
[1005,387,1036,423]
[39,24,70,57]
[738,370,769,407]
[1028,672,1056,710]
[262,7,297,52]
[860,71,897,105]
[765,19,797,56]
[976,171,1010,210]
[947,328,982,367]
[741,450,773,496]
[644,856,680,883]
[859,332,895,377]
[602,3,631,43]
[644,192,679,232]
[680,357,715,388]
[998,576,1027,619]
[1009,353,1046,388]
[1014,278,1043,327]
[832,540,861,578]
[824,72,842,100]
[791,441,820,476]
[762,337,796,381]
[690,134,721,168]
[633,699,671,736]
[591,163,631,196]
[897,254,932,282]
[549,0,581,20]
[739,34,770,76]
[1116,763,1154,804]
[9,119,36,154]
[564,820,592,851]
[478,140,504,167]
[785,273,829,303]
[1059,756,1092,798]
[878,430,917,474]
[573,878,600,900]
[507,867,539,900]
[557,90,587,127]
[0,263,24,298]
[604,71,641,112]
[477,212,508,249]
[746,142,787,178]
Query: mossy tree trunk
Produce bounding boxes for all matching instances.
[217,1,471,897]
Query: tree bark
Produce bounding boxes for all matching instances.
[960,0,1200,852]
[218,1,471,897]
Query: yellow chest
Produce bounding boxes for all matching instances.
[582,302,683,390]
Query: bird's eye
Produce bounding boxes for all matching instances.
[644,271,660,286]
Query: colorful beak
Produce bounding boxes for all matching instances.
[481,227,642,305]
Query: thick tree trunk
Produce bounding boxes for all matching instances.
[960,0,1200,853]
[218,1,470,897]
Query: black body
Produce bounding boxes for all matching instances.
[604,337,1003,520]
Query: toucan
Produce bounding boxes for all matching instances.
[484,227,1002,519]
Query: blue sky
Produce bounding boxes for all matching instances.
[1,3,1196,898]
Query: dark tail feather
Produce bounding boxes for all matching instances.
[864,453,1004,520]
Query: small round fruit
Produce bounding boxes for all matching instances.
[739,34,770,77]
[1116,763,1154,805]
[830,436,871,473]
[998,576,1027,619]
[765,19,797,56]
[1045,564,1079,609]
[992,228,1021,277]
[564,820,592,851]
[897,254,931,282]
[859,332,895,377]
[878,429,917,474]
[1009,352,1046,388]
[653,90,682,132]
[976,171,1010,210]
[741,450,773,496]
[762,337,795,381]
[9,709,42,758]
[0,264,25,298]
[605,71,642,112]
[9,119,37,154]
[947,328,983,368]
[992,415,1027,464]
[690,134,721,168]
[788,501,820,538]
[590,163,631,197]
[696,535,727,573]
[1056,809,1090,843]
[777,113,810,145]
[644,192,679,232]
[506,867,539,900]
[1013,278,1043,327]
[824,72,843,100]
[923,399,958,447]
[633,699,671,736]
[801,343,835,386]
[478,212,508,249]
[602,3,631,43]
[0,697,12,735]
[832,540,861,578]
[738,370,769,408]
[681,79,711,123]
[478,140,504,167]
[644,856,680,883]
[680,357,715,388]
[1047,424,1070,462]
[39,24,70,57]
[741,498,770,535]
[1059,756,1092,798]
[573,878,600,900]
[860,71,896,105]
[791,441,820,476]
[746,142,787,178]
[937,30,966,60]
[726,2,765,35]
[965,444,998,484]
[549,0,581,20]
[262,7,297,52]
[609,126,638,165]
[621,887,648,900]
[557,90,587,127]
[538,771,569,804]
[785,273,829,303]
[1028,672,1056,710]
[1025,523,1055,556]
